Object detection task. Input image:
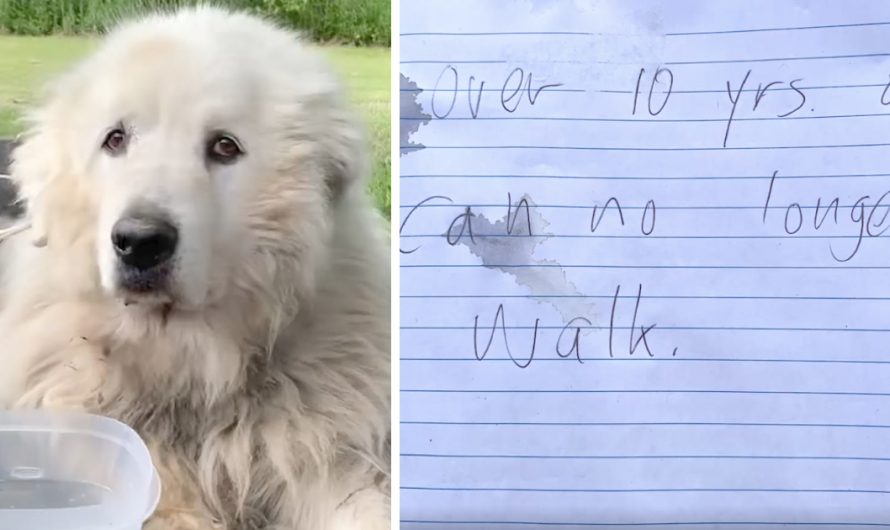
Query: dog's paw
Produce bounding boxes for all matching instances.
[14,336,108,409]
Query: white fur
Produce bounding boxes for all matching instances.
[0,7,390,529]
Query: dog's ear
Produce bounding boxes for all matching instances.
[8,96,80,247]
[317,104,368,202]
[8,123,53,246]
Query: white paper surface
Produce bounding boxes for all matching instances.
[399,1,890,527]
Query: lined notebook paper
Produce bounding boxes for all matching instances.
[399,1,890,527]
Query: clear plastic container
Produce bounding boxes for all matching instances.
[0,410,161,529]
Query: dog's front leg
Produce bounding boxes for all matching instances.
[11,336,108,410]
[1,299,113,410]
[143,443,222,530]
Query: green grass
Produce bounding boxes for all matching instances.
[0,35,390,216]
[0,0,390,46]
[0,35,94,137]
[246,0,389,46]
[326,46,391,218]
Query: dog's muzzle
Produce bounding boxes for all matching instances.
[111,209,178,293]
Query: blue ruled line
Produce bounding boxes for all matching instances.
[600,83,889,95]
[399,235,887,240]
[402,486,890,494]
[399,142,890,152]
[401,519,890,527]
[400,264,890,270]
[401,420,890,428]
[400,87,584,93]
[399,203,890,210]
[397,203,890,210]
[667,20,890,36]
[400,31,601,36]
[666,52,890,65]
[400,453,890,462]
[401,59,508,64]
[406,83,881,95]
[398,112,890,122]
[399,389,890,397]
[400,294,890,300]
[399,358,890,365]
[399,172,890,181]
[401,324,890,332]
[400,52,890,66]
[399,22,890,37]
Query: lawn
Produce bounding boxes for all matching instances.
[0,35,391,217]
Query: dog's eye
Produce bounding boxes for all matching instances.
[102,128,128,154]
[207,135,244,164]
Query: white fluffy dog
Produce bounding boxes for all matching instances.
[0,6,390,529]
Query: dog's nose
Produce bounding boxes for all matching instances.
[111,215,178,271]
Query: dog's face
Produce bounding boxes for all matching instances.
[89,38,260,308]
[13,8,362,314]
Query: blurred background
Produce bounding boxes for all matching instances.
[0,0,391,217]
